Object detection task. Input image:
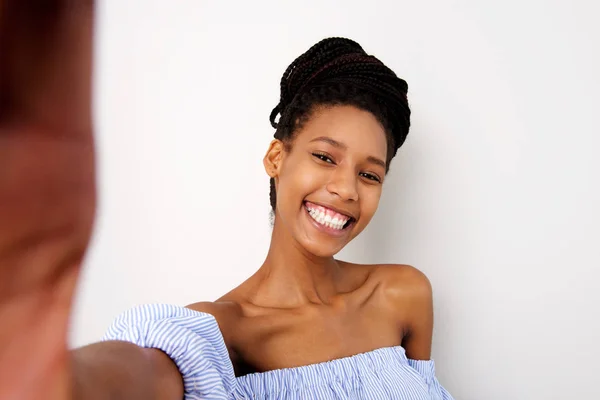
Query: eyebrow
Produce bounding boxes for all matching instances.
[309,136,387,169]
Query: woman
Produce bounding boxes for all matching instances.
[101,38,454,399]
[0,3,452,396]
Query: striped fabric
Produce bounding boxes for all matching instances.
[103,304,454,400]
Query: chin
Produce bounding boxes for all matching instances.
[299,225,359,257]
[301,240,346,258]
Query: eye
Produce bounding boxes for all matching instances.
[312,152,335,164]
[359,172,382,183]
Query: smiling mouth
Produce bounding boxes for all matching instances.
[303,201,355,231]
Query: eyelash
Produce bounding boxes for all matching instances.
[313,152,334,164]
[311,152,382,183]
[360,172,382,183]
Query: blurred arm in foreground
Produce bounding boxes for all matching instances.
[0,2,183,399]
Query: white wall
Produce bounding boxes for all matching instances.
[70,1,600,399]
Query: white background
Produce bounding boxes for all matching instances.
[70,1,600,399]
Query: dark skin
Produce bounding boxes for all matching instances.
[1,2,181,399]
[188,105,434,376]
[0,2,433,398]
[0,1,96,399]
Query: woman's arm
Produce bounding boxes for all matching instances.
[400,268,434,360]
[72,342,183,400]
[380,265,454,399]
[0,2,184,399]
[377,264,434,359]
[0,2,94,398]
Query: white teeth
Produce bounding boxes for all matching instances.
[305,205,350,230]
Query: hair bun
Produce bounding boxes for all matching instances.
[270,37,410,150]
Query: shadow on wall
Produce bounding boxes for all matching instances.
[342,137,422,266]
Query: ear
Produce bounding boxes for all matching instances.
[263,139,285,178]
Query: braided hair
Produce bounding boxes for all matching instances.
[269,37,411,212]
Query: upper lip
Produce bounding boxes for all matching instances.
[305,200,357,221]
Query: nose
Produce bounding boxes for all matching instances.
[326,167,359,202]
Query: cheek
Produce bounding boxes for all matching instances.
[358,187,382,221]
[279,158,324,200]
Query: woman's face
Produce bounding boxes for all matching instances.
[265,104,388,257]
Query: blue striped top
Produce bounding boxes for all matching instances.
[103,304,454,400]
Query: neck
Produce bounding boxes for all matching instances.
[246,216,342,308]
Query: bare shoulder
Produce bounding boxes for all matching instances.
[373,264,433,300]
[186,299,244,341]
[340,261,432,301]
[345,262,433,322]
[371,264,434,359]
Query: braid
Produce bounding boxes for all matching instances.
[268,37,411,212]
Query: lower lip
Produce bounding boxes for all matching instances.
[303,204,352,238]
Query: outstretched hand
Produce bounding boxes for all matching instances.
[0,1,96,399]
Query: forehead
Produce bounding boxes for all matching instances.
[294,105,388,158]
